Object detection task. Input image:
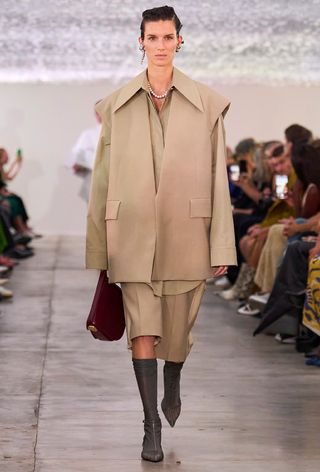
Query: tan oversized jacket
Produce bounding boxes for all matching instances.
[86,68,236,283]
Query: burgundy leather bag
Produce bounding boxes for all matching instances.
[86,270,125,341]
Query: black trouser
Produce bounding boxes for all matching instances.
[254,240,315,335]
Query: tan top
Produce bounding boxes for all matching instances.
[142,77,202,296]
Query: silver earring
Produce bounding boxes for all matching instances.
[176,40,184,53]
[139,45,145,64]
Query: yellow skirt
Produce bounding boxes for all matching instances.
[121,282,206,362]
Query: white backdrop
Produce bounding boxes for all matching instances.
[0,80,319,234]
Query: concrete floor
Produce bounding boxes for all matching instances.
[0,235,319,472]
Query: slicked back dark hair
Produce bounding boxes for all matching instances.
[140,5,182,39]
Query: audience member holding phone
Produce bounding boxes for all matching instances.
[223,140,279,285]
[221,140,297,295]
[0,148,23,181]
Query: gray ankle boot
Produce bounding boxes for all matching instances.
[161,361,183,427]
[132,359,164,462]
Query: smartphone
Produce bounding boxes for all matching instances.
[239,159,247,174]
[275,174,288,199]
[229,164,240,182]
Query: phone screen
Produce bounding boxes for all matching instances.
[229,164,240,182]
[275,174,288,199]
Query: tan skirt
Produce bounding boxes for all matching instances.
[121,282,206,362]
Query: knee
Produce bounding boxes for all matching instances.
[132,336,156,359]
[132,335,156,348]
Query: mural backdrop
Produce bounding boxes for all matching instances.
[0,0,319,85]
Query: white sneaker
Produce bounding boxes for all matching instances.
[213,276,231,289]
[0,286,13,298]
[274,333,296,344]
[237,303,260,316]
[249,293,270,304]
[219,287,239,300]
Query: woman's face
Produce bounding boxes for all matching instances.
[265,143,283,173]
[274,155,293,176]
[139,20,182,68]
[241,153,255,174]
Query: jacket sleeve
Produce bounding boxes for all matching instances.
[85,125,110,269]
[210,115,237,266]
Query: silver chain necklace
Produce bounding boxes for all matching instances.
[147,81,172,100]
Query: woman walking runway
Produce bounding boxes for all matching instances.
[86,5,236,462]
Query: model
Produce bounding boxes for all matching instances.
[86,5,236,463]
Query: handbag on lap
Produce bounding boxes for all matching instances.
[86,270,125,341]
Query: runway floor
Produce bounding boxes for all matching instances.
[1,236,319,472]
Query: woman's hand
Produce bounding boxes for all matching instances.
[247,224,262,237]
[232,173,250,189]
[247,223,260,234]
[309,244,320,259]
[212,266,228,277]
[309,235,320,259]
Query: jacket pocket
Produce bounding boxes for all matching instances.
[105,200,121,220]
[190,198,212,218]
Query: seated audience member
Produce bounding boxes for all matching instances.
[214,124,319,360]
[220,144,297,301]
[222,140,278,287]
[284,123,313,157]
[0,217,14,299]
[230,126,312,298]
[0,145,40,301]
[252,139,320,296]
[283,123,313,215]
[231,138,260,213]
[0,148,38,240]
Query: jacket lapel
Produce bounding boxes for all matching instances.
[112,71,145,113]
[111,90,156,199]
